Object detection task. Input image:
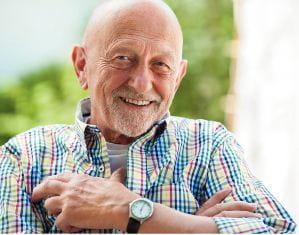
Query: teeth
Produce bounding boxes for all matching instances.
[122,98,151,106]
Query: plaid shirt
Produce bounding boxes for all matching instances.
[0,98,296,233]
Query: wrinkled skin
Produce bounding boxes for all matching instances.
[72,0,187,144]
[32,0,262,232]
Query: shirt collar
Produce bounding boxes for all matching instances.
[74,97,170,144]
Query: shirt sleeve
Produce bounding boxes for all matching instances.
[205,129,297,233]
[0,142,46,233]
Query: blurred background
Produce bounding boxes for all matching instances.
[0,0,298,224]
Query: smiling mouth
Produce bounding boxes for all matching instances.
[120,97,153,106]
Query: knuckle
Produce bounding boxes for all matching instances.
[63,191,75,202]
[222,211,229,217]
[230,201,243,210]
[63,199,77,211]
[235,201,245,206]
[44,198,51,209]
[56,174,66,181]
[211,194,222,202]
[55,214,66,228]
[245,212,253,217]
[43,180,51,190]
[214,191,223,198]
[219,211,228,217]
[214,203,222,212]
[70,185,84,194]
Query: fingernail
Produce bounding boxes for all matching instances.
[255,213,263,218]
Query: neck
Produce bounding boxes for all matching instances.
[89,118,136,145]
[102,129,136,145]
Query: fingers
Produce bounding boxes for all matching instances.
[44,196,62,216]
[45,173,75,183]
[110,167,126,183]
[55,213,75,233]
[31,179,67,202]
[197,188,232,215]
[201,201,257,217]
[69,226,83,233]
[55,212,83,233]
[215,210,263,218]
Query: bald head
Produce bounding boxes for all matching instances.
[72,0,188,142]
[82,0,183,58]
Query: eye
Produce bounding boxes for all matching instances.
[111,55,133,69]
[153,61,172,74]
[116,55,130,61]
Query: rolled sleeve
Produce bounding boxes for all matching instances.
[206,129,296,233]
[213,217,294,233]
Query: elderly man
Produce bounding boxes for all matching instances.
[0,0,296,233]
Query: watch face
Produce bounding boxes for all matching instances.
[131,199,152,219]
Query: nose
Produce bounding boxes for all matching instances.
[127,64,153,94]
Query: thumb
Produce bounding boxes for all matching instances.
[110,167,126,184]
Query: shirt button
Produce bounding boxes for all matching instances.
[98,165,104,172]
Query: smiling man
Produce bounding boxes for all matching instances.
[0,0,296,233]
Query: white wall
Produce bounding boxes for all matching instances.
[234,0,299,224]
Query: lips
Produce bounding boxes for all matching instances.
[120,97,152,106]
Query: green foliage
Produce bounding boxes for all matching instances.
[166,0,234,120]
[0,0,233,144]
[0,64,87,144]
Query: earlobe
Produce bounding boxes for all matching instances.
[175,59,188,92]
[72,46,88,90]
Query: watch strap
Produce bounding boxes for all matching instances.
[127,217,141,233]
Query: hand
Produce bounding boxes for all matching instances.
[31,168,139,232]
[196,188,262,218]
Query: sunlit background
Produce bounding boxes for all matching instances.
[0,0,298,224]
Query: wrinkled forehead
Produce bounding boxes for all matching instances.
[103,18,180,54]
[105,37,177,63]
[83,0,183,57]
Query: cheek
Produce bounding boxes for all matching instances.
[89,66,130,96]
[153,79,176,101]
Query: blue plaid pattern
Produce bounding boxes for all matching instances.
[0,98,296,233]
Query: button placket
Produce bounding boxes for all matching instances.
[98,165,104,172]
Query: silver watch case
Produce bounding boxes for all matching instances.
[129,198,154,224]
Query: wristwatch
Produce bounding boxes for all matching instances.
[126,198,154,233]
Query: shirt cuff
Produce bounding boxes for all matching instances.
[213,217,270,234]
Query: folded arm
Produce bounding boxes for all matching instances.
[206,133,297,233]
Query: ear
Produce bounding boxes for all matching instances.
[174,59,188,92]
[72,46,88,90]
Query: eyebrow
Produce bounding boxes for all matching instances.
[106,38,177,57]
[107,44,177,62]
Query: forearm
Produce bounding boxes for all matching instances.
[119,202,218,233]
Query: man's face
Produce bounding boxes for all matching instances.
[75,5,186,140]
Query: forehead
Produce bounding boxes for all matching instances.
[102,18,180,57]
[85,1,183,58]
[105,35,176,57]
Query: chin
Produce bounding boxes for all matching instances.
[109,105,166,138]
[113,117,156,138]
[117,125,151,138]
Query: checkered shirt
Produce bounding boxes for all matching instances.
[0,98,296,233]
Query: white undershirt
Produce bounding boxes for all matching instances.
[106,142,129,173]
[85,117,129,173]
